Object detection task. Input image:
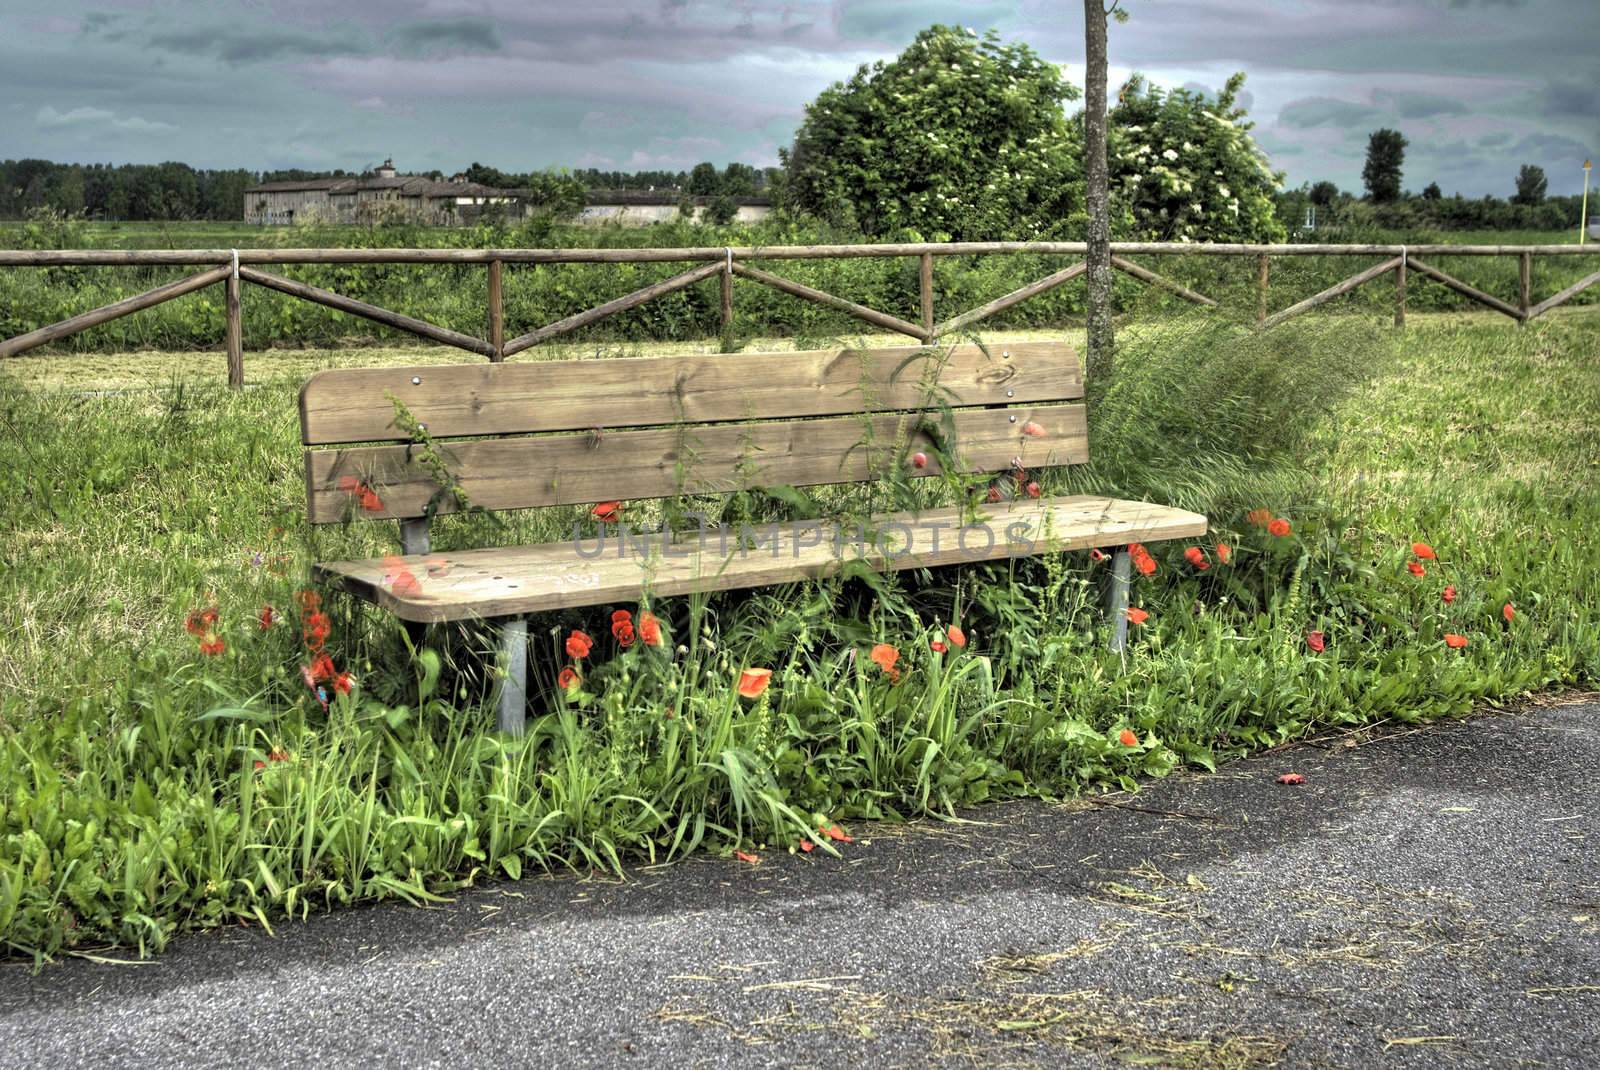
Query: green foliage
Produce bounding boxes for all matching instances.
[1,314,1597,959]
[1362,128,1409,203]
[1108,73,1286,243]
[1513,164,1548,206]
[782,25,1084,240]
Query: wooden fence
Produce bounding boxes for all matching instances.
[2,241,1597,388]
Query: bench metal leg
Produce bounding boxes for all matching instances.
[497,617,528,737]
[1106,547,1131,654]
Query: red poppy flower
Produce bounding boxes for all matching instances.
[1215,543,1232,564]
[737,667,772,699]
[1407,561,1426,577]
[611,611,635,647]
[390,570,421,597]
[1411,542,1436,560]
[592,500,622,523]
[1184,546,1210,570]
[1089,548,1107,563]
[565,630,593,659]
[869,644,899,674]
[1268,517,1291,537]
[184,609,208,636]
[822,824,854,844]
[198,635,225,656]
[1125,607,1149,625]
[911,451,928,469]
[1118,728,1138,747]
[1025,481,1041,499]
[1306,630,1326,653]
[734,850,760,864]
[558,667,581,690]
[358,487,384,513]
[253,759,266,771]
[302,611,331,650]
[638,611,663,647]
[1246,508,1272,528]
[986,484,1002,503]
[946,625,967,649]
[309,652,336,682]
[1132,551,1157,576]
[333,672,354,695]
[799,839,815,853]
[258,605,276,630]
[337,475,360,493]
[1276,772,1306,785]
[1020,421,1046,438]
[1442,585,1456,605]
[1444,633,1468,649]
[1502,602,1515,623]
[930,638,948,653]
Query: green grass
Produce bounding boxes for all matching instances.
[0,313,1596,959]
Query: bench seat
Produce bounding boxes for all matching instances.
[314,495,1207,624]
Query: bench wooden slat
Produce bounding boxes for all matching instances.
[299,342,1081,444]
[306,403,1088,522]
[312,496,1208,622]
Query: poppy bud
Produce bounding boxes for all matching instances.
[911,451,928,469]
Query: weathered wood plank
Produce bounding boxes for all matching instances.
[1406,257,1526,322]
[936,263,1086,338]
[0,264,231,358]
[4,243,1595,267]
[306,403,1088,522]
[730,262,929,340]
[1110,256,1217,306]
[300,342,1081,444]
[313,495,1208,622]
[1260,257,1401,330]
[238,266,497,356]
[501,261,725,356]
[1526,267,1600,320]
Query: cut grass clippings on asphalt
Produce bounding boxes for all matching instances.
[0,312,1596,958]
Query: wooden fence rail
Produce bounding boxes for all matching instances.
[2,241,1597,387]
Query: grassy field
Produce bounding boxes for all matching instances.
[0,312,1596,957]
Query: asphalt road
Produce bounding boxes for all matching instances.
[2,696,1596,1068]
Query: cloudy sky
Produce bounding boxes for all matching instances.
[4,0,1597,197]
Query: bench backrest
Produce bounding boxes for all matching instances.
[299,342,1086,524]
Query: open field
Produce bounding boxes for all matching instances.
[0,312,1597,956]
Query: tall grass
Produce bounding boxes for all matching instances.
[0,314,1596,959]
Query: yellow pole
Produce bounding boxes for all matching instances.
[1582,160,1592,245]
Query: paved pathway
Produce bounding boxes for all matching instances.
[2,697,1596,1068]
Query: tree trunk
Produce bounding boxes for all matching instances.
[1083,0,1113,381]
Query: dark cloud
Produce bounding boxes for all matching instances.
[146,25,369,64]
[388,17,502,58]
[834,0,1011,42]
[1278,96,1377,129]
[1536,79,1600,119]
[1372,89,1468,119]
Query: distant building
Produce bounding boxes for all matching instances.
[577,190,774,226]
[245,159,525,225]
[245,161,777,227]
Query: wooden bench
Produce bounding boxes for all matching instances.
[300,341,1206,734]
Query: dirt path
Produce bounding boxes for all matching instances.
[2,696,1596,1068]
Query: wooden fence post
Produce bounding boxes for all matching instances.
[720,255,734,333]
[488,259,504,360]
[1395,251,1407,329]
[1519,250,1531,322]
[1256,253,1268,326]
[920,252,934,339]
[225,265,243,389]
